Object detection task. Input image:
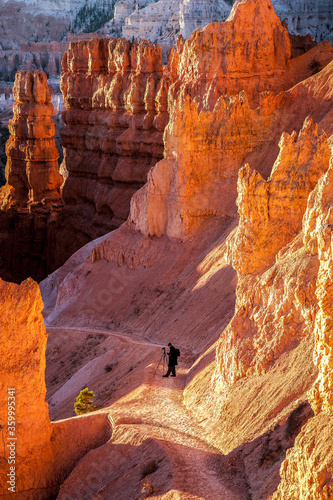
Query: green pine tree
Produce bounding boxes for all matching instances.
[74,387,97,415]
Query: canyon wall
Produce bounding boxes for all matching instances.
[55,37,168,262]
[209,64,333,500]
[35,0,333,497]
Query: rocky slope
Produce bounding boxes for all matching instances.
[34,0,333,498]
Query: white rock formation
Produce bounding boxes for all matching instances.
[179,0,231,39]
[272,0,333,43]
[121,0,231,57]
[119,0,333,58]
[0,0,332,63]
[123,0,181,48]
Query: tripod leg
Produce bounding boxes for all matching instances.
[154,352,164,375]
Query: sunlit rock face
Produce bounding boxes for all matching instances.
[129,0,333,240]
[233,117,331,276]
[56,37,168,261]
[210,48,333,499]
[1,70,62,208]
[214,117,330,391]
[0,278,55,497]
[270,159,333,500]
[0,277,111,499]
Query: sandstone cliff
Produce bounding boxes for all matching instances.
[270,153,333,500]
[39,2,333,498]
[0,277,111,499]
[129,0,333,240]
[55,37,169,262]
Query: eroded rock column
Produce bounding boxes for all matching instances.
[1,69,62,208]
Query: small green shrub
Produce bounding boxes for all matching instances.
[74,387,97,415]
[104,364,113,373]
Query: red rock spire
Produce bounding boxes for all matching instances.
[1,70,62,209]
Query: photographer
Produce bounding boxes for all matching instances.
[163,343,178,377]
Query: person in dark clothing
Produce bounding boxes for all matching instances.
[163,343,178,377]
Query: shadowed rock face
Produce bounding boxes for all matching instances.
[53,37,169,264]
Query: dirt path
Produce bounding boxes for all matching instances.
[47,325,166,349]
[48,325,248,499]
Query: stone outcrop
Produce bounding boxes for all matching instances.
[0,277,111,499]
[232,117,331,276]
[209,45,333,500]
[56,37,168,260]
[123,0,181,57]
[274,0,333,45]
[107,0,333,60]
[31,1,333,497]
[179,0,230,39]
[0,278,54,497]
[129,0,333,241]
[214,117,330,392]
[270,160,333,500]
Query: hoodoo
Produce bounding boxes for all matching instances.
[1,70,62,208]
[56,37,169,260]
[0,70,63,283]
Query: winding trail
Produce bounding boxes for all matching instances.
[48,325,248,499]
[46,325,166,348]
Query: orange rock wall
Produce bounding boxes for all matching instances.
[58,37,168,251]
[0,277,110,499]
[212,60,333,500]
[232,118,331,276]
[271,159,333,499]
[129,0,333,240]
[0,278,54,497]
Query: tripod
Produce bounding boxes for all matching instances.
[154,347,167,376]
